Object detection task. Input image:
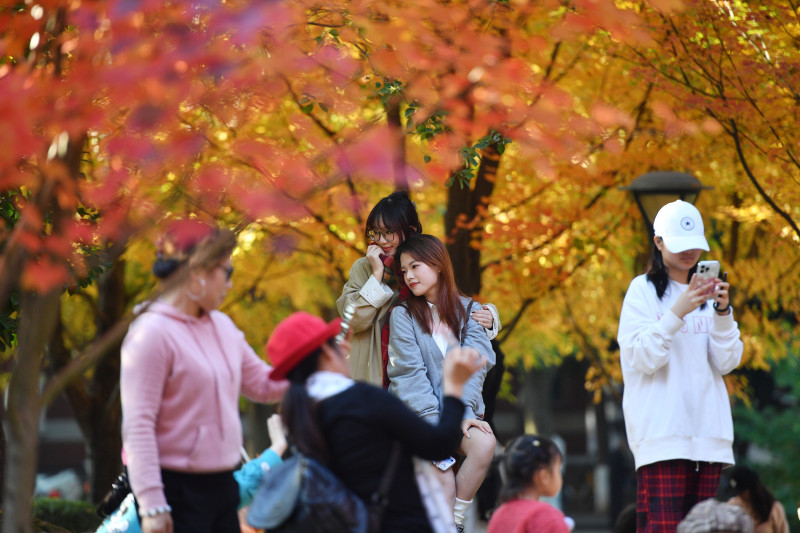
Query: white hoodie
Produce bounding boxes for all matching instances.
[617,274,744,469]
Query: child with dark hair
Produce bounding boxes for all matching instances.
[337,190,500,386]
[617,200,744,532]
[725,466,789,533]
[487,435,569,533]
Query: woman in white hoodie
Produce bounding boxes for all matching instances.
[617,200,743,532]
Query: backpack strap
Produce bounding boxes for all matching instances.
[368,442,404,533]
[460,299,475,346]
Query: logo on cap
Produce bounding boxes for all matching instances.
[680,217,695,231]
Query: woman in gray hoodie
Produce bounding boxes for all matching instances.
[388,234,496,532]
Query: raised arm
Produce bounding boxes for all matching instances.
[373,346,486,459]
[471,302,501,340]
[337,257,395,334]
[214,313,288,403]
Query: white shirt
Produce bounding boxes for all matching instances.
[428,302,454,356]
[307,371,355,401]
[617,274,743,469]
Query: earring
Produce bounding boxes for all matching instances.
[187,277,206,301]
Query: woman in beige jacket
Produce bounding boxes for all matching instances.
[337,191,500,386]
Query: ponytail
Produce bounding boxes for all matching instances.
[497,435,562,503]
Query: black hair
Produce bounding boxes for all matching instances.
[365,190,422,243]
[645,239,704,309]
[497,434,562,503]
[152,224,235,279]
[724,466,776,524]
[152,256,183,279]
[612,503,637,533]
[280,339,338,464]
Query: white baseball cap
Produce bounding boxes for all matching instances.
[652,200,710,253]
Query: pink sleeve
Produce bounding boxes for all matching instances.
[120,320,170,511]
[526,505,570,533]
[239,333,288,403]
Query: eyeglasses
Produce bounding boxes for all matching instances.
[367,229,396,242]
[218,264,234,280]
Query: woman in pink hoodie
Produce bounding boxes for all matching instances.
[121,222,287,533]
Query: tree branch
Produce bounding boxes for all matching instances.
[728,119,800,241]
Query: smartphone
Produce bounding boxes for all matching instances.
[696,260,720,282]
[432,456,456,471]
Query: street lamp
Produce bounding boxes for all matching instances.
[619,171,713,237]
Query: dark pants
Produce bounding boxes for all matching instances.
[162,468,240,533]
[636,459,722,532]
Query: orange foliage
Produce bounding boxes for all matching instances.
[1,0,798,397]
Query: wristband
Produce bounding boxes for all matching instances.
[713,302,731,314]
[140,504,172,518]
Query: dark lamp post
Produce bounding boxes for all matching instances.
[619,171,713,237]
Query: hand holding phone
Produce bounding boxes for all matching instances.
[366,244,385,276]
[432,456,456,471]
[696,260,720,282]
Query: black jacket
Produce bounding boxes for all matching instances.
[318,382,464,532]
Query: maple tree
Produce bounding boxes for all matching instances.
[3,0,800,530]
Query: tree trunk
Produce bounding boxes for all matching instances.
[383,94,408,191]
[49,258,126,503]
[85,411,123,504]
[3,290,61,533]
[520,366,557,436]
[444,142,501,296]
[87,258,126,502]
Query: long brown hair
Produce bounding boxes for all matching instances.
[395,234,464,336]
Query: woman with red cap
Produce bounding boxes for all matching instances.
[263,311,487,532]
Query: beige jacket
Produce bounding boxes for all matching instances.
[337,257,501,386]
[337,257,396,384]
[729,497,789,533]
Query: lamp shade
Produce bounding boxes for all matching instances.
[619,171,713,233]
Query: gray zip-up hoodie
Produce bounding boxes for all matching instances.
[388,296,495,423]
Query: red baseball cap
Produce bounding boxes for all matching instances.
[266,312,342,381]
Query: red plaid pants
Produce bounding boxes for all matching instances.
[636,459,722,532]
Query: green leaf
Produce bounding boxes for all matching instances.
[423,155,431,163]
[301,103,314,114]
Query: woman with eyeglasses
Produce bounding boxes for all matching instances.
[337,190,501,386]
[120,221,287,533]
